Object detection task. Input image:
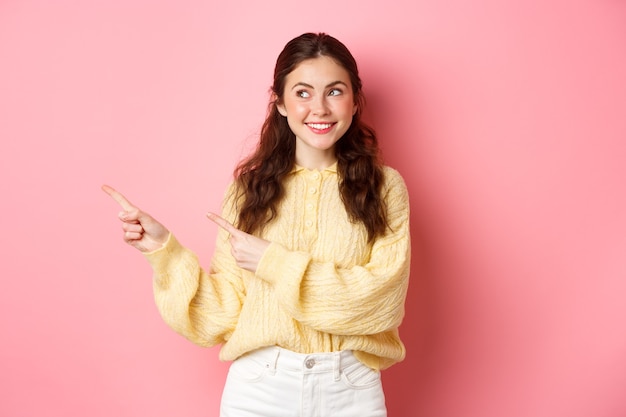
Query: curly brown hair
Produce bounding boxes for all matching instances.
[234,33,387,242]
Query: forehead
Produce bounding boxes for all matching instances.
[285,56,352,87]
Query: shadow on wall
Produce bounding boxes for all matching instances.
[359,51,442,416]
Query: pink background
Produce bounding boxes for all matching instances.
[1,1,625,416]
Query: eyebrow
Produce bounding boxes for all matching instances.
[290,80,349,90]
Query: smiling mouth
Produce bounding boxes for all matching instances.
[306,122,335,131]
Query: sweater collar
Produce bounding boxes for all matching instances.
[291,162,338,174]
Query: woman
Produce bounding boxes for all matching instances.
[104,32,410,417]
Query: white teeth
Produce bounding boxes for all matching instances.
[307,123,332,129]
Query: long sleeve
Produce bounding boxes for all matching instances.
[254,168,410,336]
[143,186,245,347]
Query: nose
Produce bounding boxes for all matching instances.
[311,95,330,116]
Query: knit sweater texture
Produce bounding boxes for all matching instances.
[144,164,411,370]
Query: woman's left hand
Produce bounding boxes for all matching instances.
[206,213,270,273]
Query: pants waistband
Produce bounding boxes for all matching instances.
[238,346,359,380]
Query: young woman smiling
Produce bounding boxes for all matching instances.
[104,33,410,417]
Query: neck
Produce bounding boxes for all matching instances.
[295,149,337,171]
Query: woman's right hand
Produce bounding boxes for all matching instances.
[102,185,170,253]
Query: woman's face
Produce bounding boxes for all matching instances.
[277,55,357,169]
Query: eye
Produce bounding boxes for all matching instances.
[296,90,310,98]
[328,88,343,96]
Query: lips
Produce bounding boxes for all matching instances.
[306,122,335,134]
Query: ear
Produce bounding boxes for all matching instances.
[352,102,358,116]
[272,93,287,117]
[276,102,287,117]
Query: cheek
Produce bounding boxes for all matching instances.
[285,102,309,120]
[293,102,309,113]
[335,101,356,118]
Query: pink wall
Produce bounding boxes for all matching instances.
[1,1,625,416]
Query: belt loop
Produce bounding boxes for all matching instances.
[333,352,341,381]
[267,347,280,375]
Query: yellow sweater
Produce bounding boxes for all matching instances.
[144,164,410,370]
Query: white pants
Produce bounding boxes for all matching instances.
[220,346,387,417]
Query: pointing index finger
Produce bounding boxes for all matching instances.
[206,212,239,235]
[101,184,134,211]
